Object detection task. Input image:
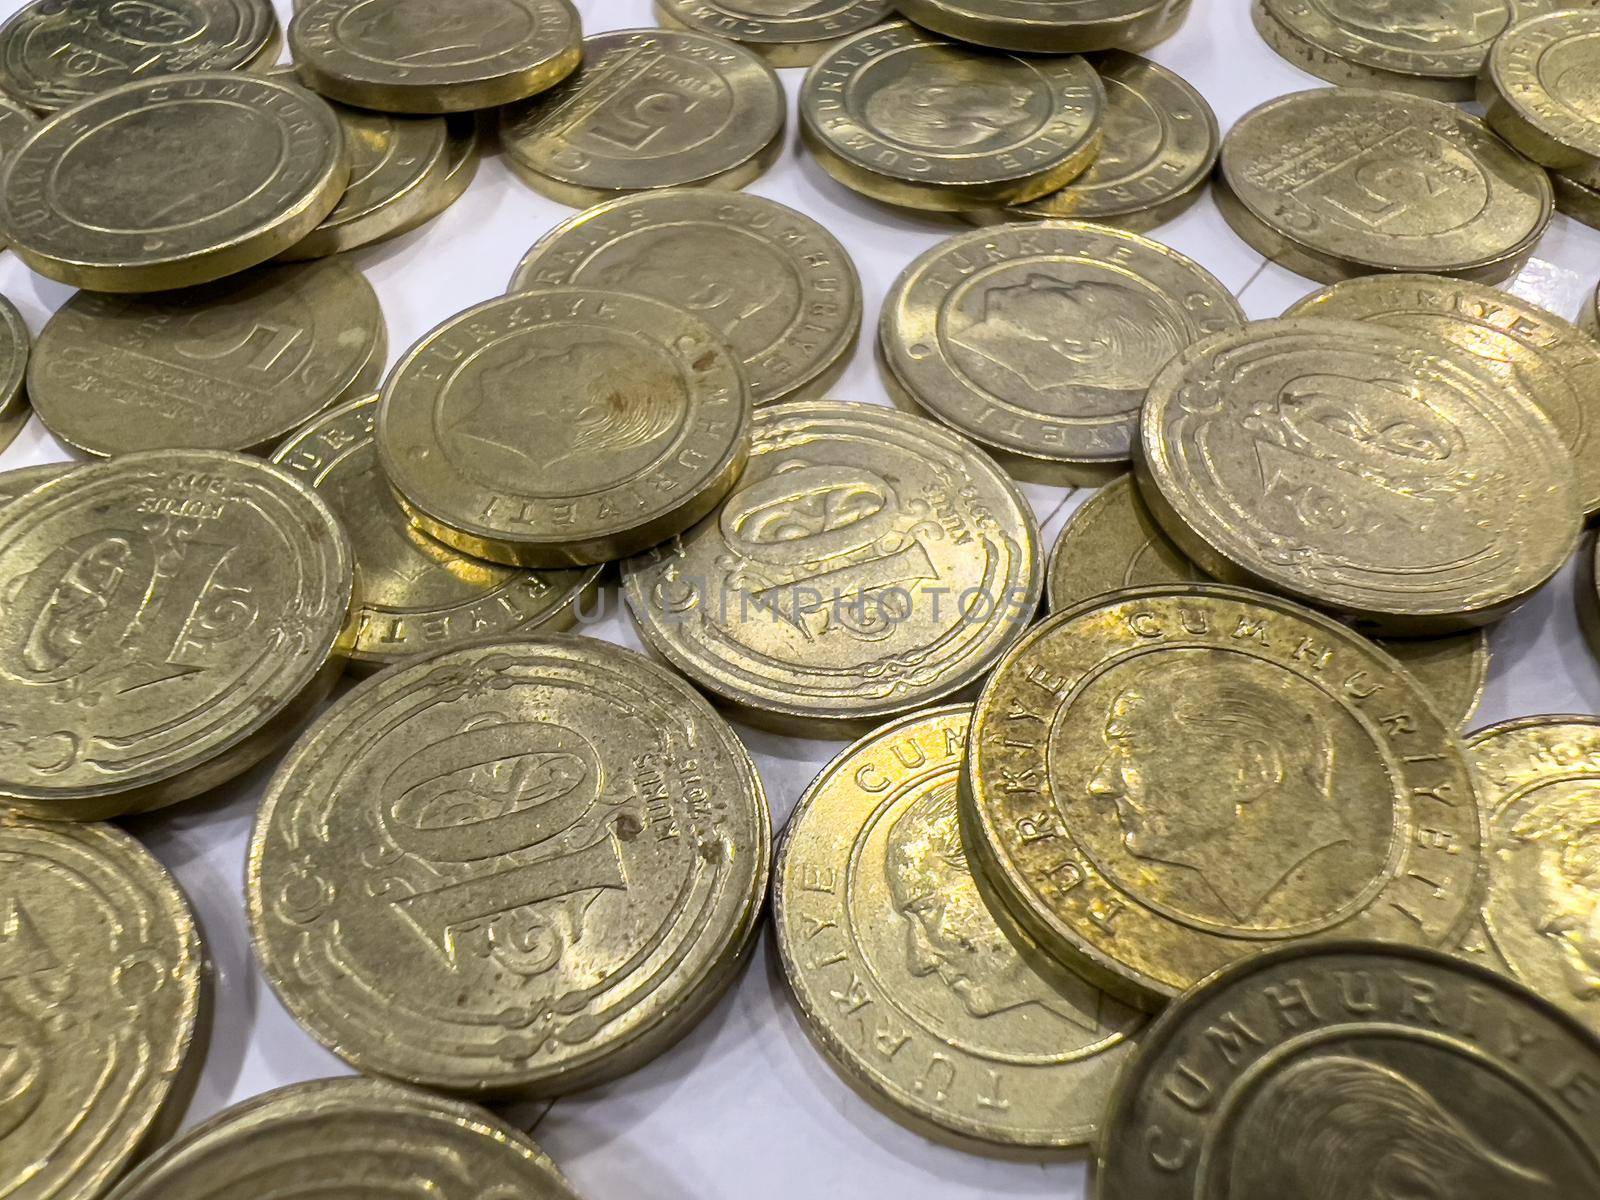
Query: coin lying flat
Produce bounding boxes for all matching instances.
[1482,9,1600,187]
[1137,318,1582,634]
[0,294,30,457]
[963,585,1486,1008]
[29,260,385,457]
[655,0,892,66]
[273,395,602,672]
[881,222,1243,484]
[1556,170,1600,231]
[1216,87,1553,285]
[0,451,354,821]
[0,73,348,292]
[895,0,1192,52]
[1046,477,1490,729]
[0,461,74,509]
[501,29,786,209]
[775,706,1144,1150]
[511,191,861,408]
[248,637,771,1097]
[1094,942,1600,1200]
[622,400,1041,733]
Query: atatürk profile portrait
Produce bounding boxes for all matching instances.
[1512,789,1600,1003]
[863,71,1039,151]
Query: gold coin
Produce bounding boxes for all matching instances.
[655,0,893,66]
[510,190,861,408]
[1046,477,1490,729]
[289,0,581,114]
[0,451,354,821]
[895,0,1192,52]
[0,73,348,292]
[1287,273,1600,517]
[774,705,1144,1150]
[0,817,207,1200]
[500,29,786,209]
[1094,942,1600,1200]
[0,0,280,112]
[1136,318,1582,634]
[273,395,602,672]
[0,96,36,250]
[103,1077,580,1200]
[1216,87,1553,285]
[622,399,1041,734]
[881,222,1243,484]
[247,636,771,1097]
[1555,169,1600,231]
[1482,9,1600,188]
[437,113,483,207]
[0,461,74,509]
[800,22,1105,212]
[29,260,385,457]
[963,584,1486,1008]
[0,293,29,457]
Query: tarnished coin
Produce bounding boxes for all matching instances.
[655,0,892,66]
[511,191,860,408]
[1094,942,1600,1200]
[0,451,354,821]
[0,0,279,112]
[800,22,1105,212]
[775,706,1144,1150]
[379,288,749,568]
[500,29,785,209]
[0,97,36,252]
[1046,477,1490,729]
[0,73,348,292]
[895,0,1192,52]
[289,0,581,114]
[1482,9,1600,188]
[29,260,386,458]
[1556,169,1600,231]
[248,637,771,1097]
[1136,318,1582,634]
[273,395,602,672]
[0,294,30,456]
[1216,87,1553,285]
[963,585,1486,1007]
[622,400,1041,733]
[1287,273,1600,517]
[881,222,1243,483]
[103,1078,580,1200]
[0,461,74,509]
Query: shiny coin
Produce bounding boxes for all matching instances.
[273,395,602,672]
[0,293,29,456]
[800,22,1105,212]
[0,73,347,292]
[1555,169,1600,231]
[0,817,207,1200]
[103,1077,580,1200]
[1287,273,1600,518]
[29,260,385,457]
[1094,942,1600,1200]
[655,0,892,66]
[1216,87,1553,285]
[1046,477,1490,729]
[1137,318,1582,634]
[289,0,581,114]
[0,461,74,509]
[622,399,1041,734]
[500,28,785,209]
[0,96,36,249]
[248,636,771,1097]
[0,0,279,112]
[437,114,483,208]
[511,190,860,408]
[1482,9,1600,187]
[775,705,1144,1150]
[963,585,1486,1007]
[881,222,1244,484]
[895,0,1192,52]
[0,451,354,821]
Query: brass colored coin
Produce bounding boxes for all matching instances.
[29,260,386,458]
[1216,87,1553,285]
[273,395,602,672]
[655,0,892,66]
[1287,273,1600,517]
[511,190,861,408]
[289,0,582,115]
[1137,318,1582,634]
[963,585,1486,1008]
[1046,477,1490,729]
[0,817,207,1200]
[437,114,483,207]
[103,1078,580,1200]
[248,637,771,1097]
[1482,9,1600,187]
[0,73,348,292]
[0,461,73,509]
[0,96,36,250]
[0,0,279,112]
[894,0,1192,52]
[775,705,1144,1150]
[1556,169,1600,231]
[0,451,354,821]
[1094,942,1600,1200]
[881,222,1244,484]
[500,29,786,209]
[0,293,29,456]
[622,400,1041,733]
[800,22,1106,212]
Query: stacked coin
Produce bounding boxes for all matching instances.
[656,0,894,64]
[894,0,1194,53]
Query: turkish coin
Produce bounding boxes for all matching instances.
[1555,169,1600,231]
[0,293,29,456]
[655,0,893,66]
[1481,9,1600,187]
[0,96,36,248]
[0,461,74,509]
[894,0,1192,53]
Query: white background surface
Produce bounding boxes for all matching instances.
[3,1,1600,1196]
